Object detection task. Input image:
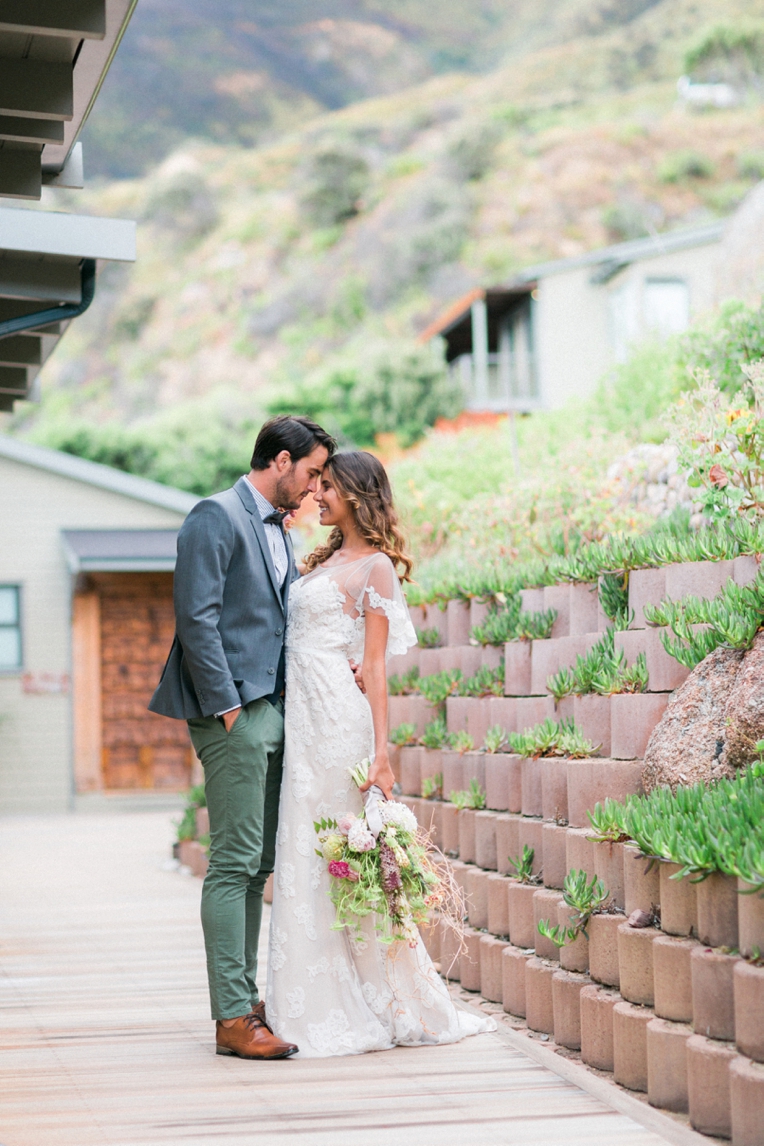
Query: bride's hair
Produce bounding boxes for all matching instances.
[303,451,413,582]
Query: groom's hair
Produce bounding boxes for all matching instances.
[250,415,337,470]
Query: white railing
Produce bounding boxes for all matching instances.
[449,352,541,413]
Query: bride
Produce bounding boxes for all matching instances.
[266,451,494,1057]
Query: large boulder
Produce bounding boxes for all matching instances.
[642,645,745,792]
[721,631,764,770]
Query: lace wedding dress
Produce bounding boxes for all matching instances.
[266,551,494,1057]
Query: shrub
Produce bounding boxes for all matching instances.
[737,150,764,180]
[676,300,764,396]
[508,844,538,883]
[300,148,369,228]
[537,870,609,948]
[665,363,764,520]
[685,22,764,87]
[267,340,461,449]
[419,717,449,749]
[658,150,715,183]
[416,626,442,648]
[175,783,206,843]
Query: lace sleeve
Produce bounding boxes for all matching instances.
[356,554,417,659]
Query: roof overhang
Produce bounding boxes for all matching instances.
[0,206,136,410]
[420,286,536,361]
[62,529,180,573]
[0,0,139,200]
[0,435,198,513]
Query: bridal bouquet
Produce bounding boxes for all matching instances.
[314,760,454,946]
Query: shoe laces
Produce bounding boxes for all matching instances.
[243,1012,265,1031]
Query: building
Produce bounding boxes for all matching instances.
[421,222,725,412]
[0,1,138,411]
[0,436,198,813]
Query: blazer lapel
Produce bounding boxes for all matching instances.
[234,477,284,610]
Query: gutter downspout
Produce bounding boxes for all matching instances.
[0,258,96,339]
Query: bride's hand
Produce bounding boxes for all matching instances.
[361,752,395,800]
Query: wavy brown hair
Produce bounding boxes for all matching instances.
[304,451,413,582]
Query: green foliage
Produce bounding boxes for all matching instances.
[419,717,449,749]
[665,365,764,522]
[658,149,715,183]
[598,572,629,624]
[422,772,443,800]
[592,766,764,888]
[449,779,486,810]
[388,666,420,696]
[29,399,260,496]
[470,594,557,646]
[587,797,632,843]
[175,783,206,842]
[416,626,442,649]
[676,301,764,397]
[300,148,369,228]
[267,341,461,449]
[407,516,764,608]
[538,869,610,947]
[447,729,475,755]
[389,722,417,747]
[457,661,505,698]
[737,150,764,180]
[644,571,764,668]
[594,339,684,444]
[507,717,597,759]
[508,844,537,884]
[417,668,462,707]
[685,22,764,85]
[483,724,508,754]
[547,628,649,698]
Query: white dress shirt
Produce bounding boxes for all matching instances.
[246,478,288,588]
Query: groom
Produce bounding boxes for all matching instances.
[150,415,336,1059]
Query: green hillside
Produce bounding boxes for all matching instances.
[82,0,760,176]
[8,0,764,493]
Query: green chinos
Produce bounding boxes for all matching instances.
[187,698,284,1020]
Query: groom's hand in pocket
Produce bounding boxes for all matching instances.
[222,707,242,731]
[349,660,366,693]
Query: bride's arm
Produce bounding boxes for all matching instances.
[359,611,395,799]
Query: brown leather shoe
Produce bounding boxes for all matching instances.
[216,1013,298,1060]
[250,1000,272,1032]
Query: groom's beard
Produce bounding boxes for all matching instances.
[272,472,303,511]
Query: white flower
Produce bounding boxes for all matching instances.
[380,800,418,834]
[347,820,375,852]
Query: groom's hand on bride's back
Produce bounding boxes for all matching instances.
[349,660,366,693]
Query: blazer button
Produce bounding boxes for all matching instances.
[267,667,275,675]
[275,627,283,636]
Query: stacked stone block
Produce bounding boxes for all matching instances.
[389,562,764,1142]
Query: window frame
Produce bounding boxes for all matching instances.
[0,584,23,675]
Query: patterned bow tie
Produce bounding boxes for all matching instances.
[263,510,288,525]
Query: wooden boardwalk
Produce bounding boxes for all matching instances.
[0,811,676,1146]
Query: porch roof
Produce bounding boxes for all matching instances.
[62,529,180,573]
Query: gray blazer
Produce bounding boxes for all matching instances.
[149,476,297,720]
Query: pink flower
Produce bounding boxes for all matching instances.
[337,814,356,834]
[328,860,359,881]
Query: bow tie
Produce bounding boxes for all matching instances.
[263,510,288,526]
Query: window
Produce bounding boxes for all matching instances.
[0,586,22,671]
[643,278,690,336]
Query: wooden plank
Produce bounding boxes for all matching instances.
[0,335,42,367]
[71,592,102,793]
[0,60,74,122]
[0,0,106,39]
[0,149,41,200]
[0,811,674,1146]
[0,115,64,145]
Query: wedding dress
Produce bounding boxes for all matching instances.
[266,551,494,1057]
